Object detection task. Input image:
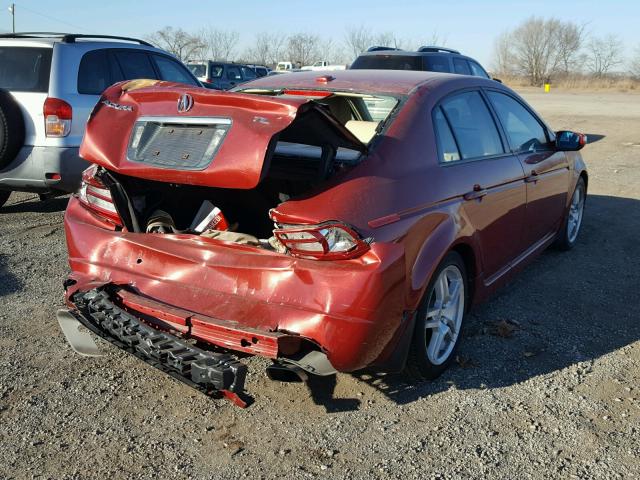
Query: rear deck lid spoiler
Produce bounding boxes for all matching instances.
[80,81,367,188]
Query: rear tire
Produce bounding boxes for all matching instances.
[0,89,25,170]
[405,251,468,380]
[0,190,10,208]
[554,178,586,251]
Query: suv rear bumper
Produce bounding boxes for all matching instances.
[0,145,88,193]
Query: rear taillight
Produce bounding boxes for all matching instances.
[44,98,72,137]
[206,78,212,83]
[274,222,370,260]
[78,165,122,224]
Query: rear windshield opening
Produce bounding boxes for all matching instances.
[0,47,52,92]
[240,89,399,145]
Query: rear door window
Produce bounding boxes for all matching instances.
[424,55,450,73]
[453,58,471,75]
[433,108,461,162]
[0,47,52,92]
[113,50,157,80]
[440,91,504,160]
[241,66,257,80]
[151,55,198,85]
[487,91,549,152]
[78,49,113,95]
[226,66,242,80]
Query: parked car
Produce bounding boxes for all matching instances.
[301,60,347,71]
[186,61,259,89]
[350,45,492,79]
[0,32,201,208]
[276,61,294,72]
[58,70,587,405]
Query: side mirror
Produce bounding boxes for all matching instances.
[555,130,587,151]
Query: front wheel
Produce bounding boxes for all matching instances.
[555,177,586,251]
[405,251,468,380]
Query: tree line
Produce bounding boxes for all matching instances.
[146,25,445,68]
[146,20,640,83]
[494,17,640,84]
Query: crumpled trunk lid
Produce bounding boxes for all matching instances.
[80,81,365,189]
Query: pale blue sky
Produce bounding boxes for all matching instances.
[2,0,639,66]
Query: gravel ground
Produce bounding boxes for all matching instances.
[1,89,639,479]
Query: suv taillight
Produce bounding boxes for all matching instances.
[273,222,370,260]
[78,165,122,225]
[44,97,72,137]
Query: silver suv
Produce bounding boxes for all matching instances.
[0,33,201,207]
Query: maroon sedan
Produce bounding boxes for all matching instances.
[59,71,587,405]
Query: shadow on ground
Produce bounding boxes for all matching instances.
[0,254,22,297]
[585,133,606,144]
[304,194,640,411]
[0,194,69,214]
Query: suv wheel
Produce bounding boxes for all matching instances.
[0,89,25,170]
[405,251,468,380]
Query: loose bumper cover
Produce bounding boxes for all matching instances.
[69,288,250,407]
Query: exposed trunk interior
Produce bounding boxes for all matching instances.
[108,141,362,240]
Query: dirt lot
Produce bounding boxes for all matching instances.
[1,89,639,479]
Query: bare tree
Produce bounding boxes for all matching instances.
[630,45,640,78]
[243,32,287,67]
[587,34,624,77]
[415,31,447,48]
[492,30,516,75]
[200,28,239,61]
[373,32,405,49]
[492,17,588,85]
[146,26,205,62]
[555,22,587,75]
[511,17,563,85]
[287,33,321,67]
[344,25,373,58]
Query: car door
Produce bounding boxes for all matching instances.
[486,90,569,248]
[434,90,527,281]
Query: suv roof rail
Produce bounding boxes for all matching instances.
[367,46,403,52]
[0,32,153,47]
[417,45,461,54]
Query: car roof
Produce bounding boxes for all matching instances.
[240,69,488,95]
[0,33,156,50]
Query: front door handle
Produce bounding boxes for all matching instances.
[525,170,539,183]
[464,185,488,201]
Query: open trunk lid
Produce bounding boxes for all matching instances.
[80,81,366,189]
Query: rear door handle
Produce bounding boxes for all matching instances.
[464,185,488,201]
[525,170,539,183]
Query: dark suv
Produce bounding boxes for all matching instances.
[350,46,491,79]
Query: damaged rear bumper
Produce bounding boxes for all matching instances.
[67,288,250,407]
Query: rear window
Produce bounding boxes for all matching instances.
[0,47,52,92]
[114,50,156,80]
[351,54,422,70]
[152,55,198,85]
